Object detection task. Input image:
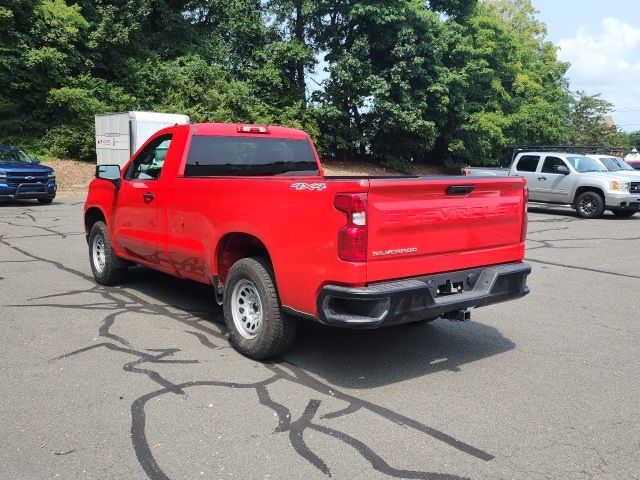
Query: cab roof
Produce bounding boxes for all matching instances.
[190,123,309,140]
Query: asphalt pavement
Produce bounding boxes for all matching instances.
[1,198,639,480]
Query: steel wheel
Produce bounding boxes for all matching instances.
[92,234,106,274]
[88,221,128,285]
[223,257,297,359]
[231,279,263,339]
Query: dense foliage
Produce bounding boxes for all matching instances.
[0,0,636,165]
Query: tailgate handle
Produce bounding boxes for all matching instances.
[446,185,475,196]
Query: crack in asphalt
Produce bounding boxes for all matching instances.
[0,218,76,239]
[0,222,485,479]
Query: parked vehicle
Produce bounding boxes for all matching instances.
[585,155,640,178]
[95,111,189,168]
[463,147,639,218]
[0,145,56,204]
[625,148,640,170]
[84,123,531,359]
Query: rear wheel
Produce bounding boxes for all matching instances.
[223,257,296,360]
[88,221,128,285]
[574,191,605,219]
[611,209,636,218]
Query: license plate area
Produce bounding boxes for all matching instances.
[424,267,484,299]
[437,280,464,296]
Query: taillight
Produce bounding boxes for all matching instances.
[334,193,368,262]
[236,125,270,134]
[521,188,528,242]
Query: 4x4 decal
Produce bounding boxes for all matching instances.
[290,182,327,191]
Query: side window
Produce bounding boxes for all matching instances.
[126,134,172,180]
[541,156,569,174]
[515,155,540,172]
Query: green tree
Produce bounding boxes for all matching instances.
[436,0,570,166]
[310,0,450,169]
[566,91,623,146]
[623,131,640,150]
[0,0,606,166]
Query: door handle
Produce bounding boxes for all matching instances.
[142,192,155,202]
[538,176,547,181]
[446,184,475,196]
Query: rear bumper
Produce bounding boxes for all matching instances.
[317,262,531,328]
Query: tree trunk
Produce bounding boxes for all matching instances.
[294,0,306,103]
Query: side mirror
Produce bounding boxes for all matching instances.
[555,165,570,175]
[96,164,121,187]
[32,158,41,164]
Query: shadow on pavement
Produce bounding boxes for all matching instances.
[122,266,515,390]
[288,319,514,389]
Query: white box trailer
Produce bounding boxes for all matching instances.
[95,111,189,167]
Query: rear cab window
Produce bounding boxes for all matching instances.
[184,136,319,176]
[515,155,540,172]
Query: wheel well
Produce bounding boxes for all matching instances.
[84,207,105,233]
[216,233,271,284]
[574,186,605,205]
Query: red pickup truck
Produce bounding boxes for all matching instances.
[84,123,530,359]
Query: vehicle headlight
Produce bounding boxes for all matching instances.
[611,180,630,192]
[47,172,56,180]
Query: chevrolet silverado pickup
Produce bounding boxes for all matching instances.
[464,150,640,218]
[0,145,57,203]
[84,123,530,359]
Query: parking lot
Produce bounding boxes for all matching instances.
[1,198,639,480]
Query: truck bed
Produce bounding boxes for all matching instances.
[462,166,511,176]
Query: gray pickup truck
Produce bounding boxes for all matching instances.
[463,150,640,218]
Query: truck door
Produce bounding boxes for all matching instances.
[113,133,173,265]
[536,156,572,203]
[512,155,542,200]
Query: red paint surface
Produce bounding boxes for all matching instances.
[85,123,527,318]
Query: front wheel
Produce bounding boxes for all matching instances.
[223,257,296,360]
[88,221,128,285]
[611,209,636,218]
[574,191,605,219]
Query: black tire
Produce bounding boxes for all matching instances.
[88,221,128,285]
[611,209,636,218]
[574,191,605,219]
[37,197,54,204]
[223,257,296,360]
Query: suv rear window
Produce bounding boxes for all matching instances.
[184,136,319,176]
[516,155,540,172]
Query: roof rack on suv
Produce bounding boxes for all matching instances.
[511,145,631,162]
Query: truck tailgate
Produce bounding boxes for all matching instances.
[366,177,526,282]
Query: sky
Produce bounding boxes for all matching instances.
[531,0,640,131]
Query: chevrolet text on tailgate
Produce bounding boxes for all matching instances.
[84,123,531,359]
